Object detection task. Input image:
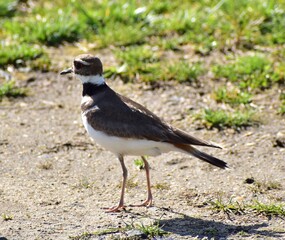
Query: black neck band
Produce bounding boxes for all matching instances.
[82,83,107,96]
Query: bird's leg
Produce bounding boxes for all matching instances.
[105,155,128,212]
[131,156,153,207]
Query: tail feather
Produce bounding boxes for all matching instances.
[174,129,222,149]
[174,144,228,169]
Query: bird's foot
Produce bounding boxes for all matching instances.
[130,198,152,208]
[103,204,126,213]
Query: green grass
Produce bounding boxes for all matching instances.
[153,36,184,51]
[167,61,203,83]
[249,201,285,217]
[28,54,51,72]
[134,158,145,170]
[209,197,285,217]
[75,0,152,48]
[0,0,17,17]
[148,0,285,49]
[2,0,285,50]
[75,178,96,190]
[116,175,139,189]
[0,0,284,87]
[214,87,252,105]
[3,0,284,51]
[199,109,257,130]
[0,42,45,68]
[126,177,139,188]
[1,0,284,129]
[136,221,168,238]
[115,45,160,65]
[0,81,27,100]
[209,197,245,215]
[94,23,150,48]
[249,180,282,194]
[69,221,168,239]
[3,11,85,46]
[153,182,170,190]
[213,55,283,90]
[106,46,203,83]
[2,213,13,221]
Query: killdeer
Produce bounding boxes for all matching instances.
[60,54,227,212]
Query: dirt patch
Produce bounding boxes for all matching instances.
[0,68,285,239]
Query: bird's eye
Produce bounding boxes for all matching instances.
[74,61,84,69]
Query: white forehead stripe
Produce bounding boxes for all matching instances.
[75,74,105,85]
[75,59,92,66]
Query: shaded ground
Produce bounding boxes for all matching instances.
[0,51,285,239]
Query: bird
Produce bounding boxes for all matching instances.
[60,54,228,212]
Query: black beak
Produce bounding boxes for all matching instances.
[60,67,73,75]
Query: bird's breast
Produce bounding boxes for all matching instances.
[81,114,175,156]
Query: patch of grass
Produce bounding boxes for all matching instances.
[134,158,145,170]
[95,23,150,48]
[2,0,285,51]
[0,0,17,17]
[199,109,257,130]
[76,0,149,27]
[76,1,152,48]
[0,42,45,68]
[92,228,122,236]
[153,182,170,190]
[105,45,160,82]
[3,10,86,46]
[126,178,139,189]
[266,181,282,190]
[259,2,285,44]
[69,227,125,239]
[69,220,168,239]
[213,55,283,90]
[166,61,203,83]
[209,197,245,215]
[116,175,139,189]
[147,1,182,15]
[209,197,285,217]
[0,81,27,100]
[28,54,51,72]
[149,0,285,51]
[279,93,285,115]
[249,201,285,217]
[107,46,203,83]
[153,36,183,51]
[135,221,168,238]
[249,180,282,194]
[2,213,13,221]
[73,0,285,50]
[75,178,96,190]
[116,45,160,65]
[214,87,252,105]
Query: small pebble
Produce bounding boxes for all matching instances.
[244,177,255,184]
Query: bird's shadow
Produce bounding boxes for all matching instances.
[126,207,284,239]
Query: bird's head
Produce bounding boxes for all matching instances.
[60,54,105,86]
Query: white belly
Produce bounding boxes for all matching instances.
[82,114,176,156]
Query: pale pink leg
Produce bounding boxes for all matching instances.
[105,155,127,212]
[132,156,153,207]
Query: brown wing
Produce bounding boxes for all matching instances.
[85,87,219,148]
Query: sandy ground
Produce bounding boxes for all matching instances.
[1,55,285,239]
